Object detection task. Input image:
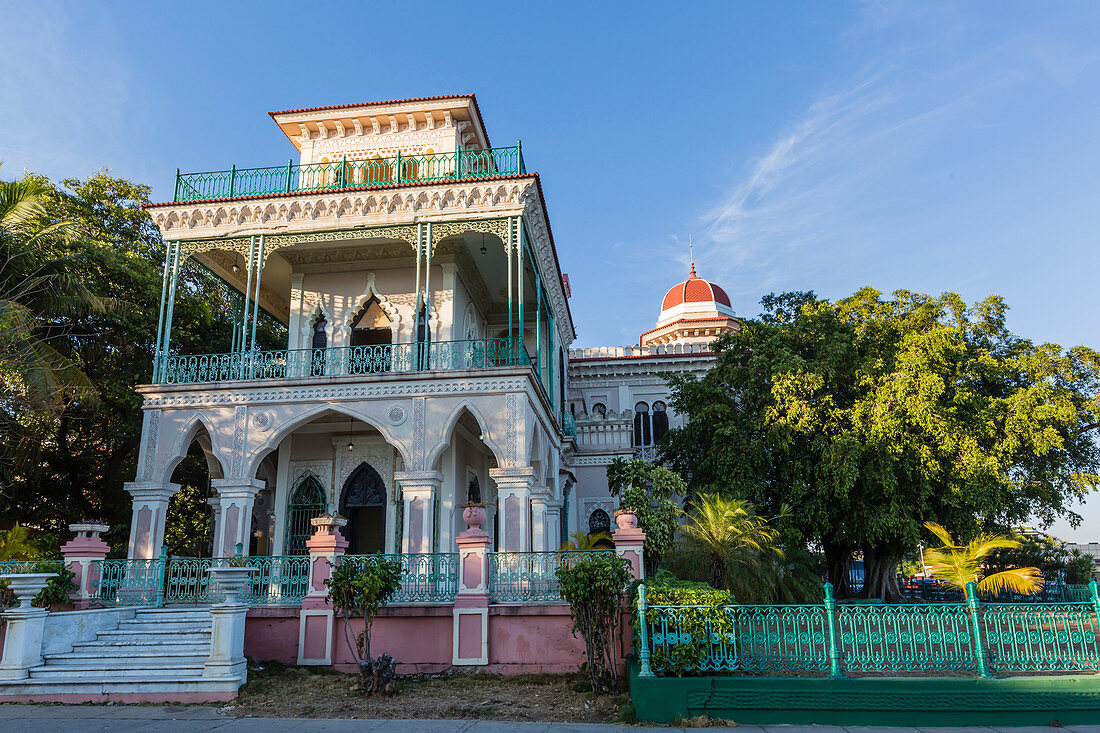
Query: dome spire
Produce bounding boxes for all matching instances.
[688,236,696,277]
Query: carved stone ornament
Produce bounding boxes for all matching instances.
[251,411,273,432]
[386,405,408,426]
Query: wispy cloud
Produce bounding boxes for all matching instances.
[693,4,1097,305]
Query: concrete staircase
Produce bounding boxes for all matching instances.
[0,607,243,702]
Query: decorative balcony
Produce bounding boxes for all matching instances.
[156,338,531,385]
[173,144,525,203]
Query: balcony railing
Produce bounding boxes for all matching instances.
[157,338,530,385]
[173,144,525,202]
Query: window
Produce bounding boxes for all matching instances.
[310,315,328,376]
[589,508,610,535]
[633,402,651,447]
[652,401,669,442]
[591,402,607,418]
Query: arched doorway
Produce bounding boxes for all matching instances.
[340,461,387,554]
[284,475,327,556]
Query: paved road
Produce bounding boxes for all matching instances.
[2,707,1100,732]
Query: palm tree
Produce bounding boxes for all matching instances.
[0,168,99,415]
[921,522,1044,596]
[670,494,786,599]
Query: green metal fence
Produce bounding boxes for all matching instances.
[343,553,458,604]
[636,580,1100,678]
[159,338,531,385]
[88,556,168,607]
[163,555,312,605]
[173,144,525,202]
[487,550,616,603]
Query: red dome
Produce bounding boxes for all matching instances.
[661,264,731,311]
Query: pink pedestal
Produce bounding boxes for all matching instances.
[60,525,111,610]
[612,526,646,581]
[453,526,492,666]
[297,518,348,666]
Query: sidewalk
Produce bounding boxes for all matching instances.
[2,706,1100,733]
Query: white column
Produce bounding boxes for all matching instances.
[530,494,549,552]
[124,482,181,559]
[211,478,265,557]
[395,470,442,554]
[544,499,562,551]
[490,467,536,552]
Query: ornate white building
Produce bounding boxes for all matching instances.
[128,94,736,561]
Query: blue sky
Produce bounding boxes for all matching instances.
[3,1,1100,539]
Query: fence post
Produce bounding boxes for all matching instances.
[637,583,653,677]
[1090,580,1100,624]
[823,581,844,679]
[965,581,991,678]
[286,159,293,193]
[60,522,111,609]
[174,168,181,202]
[229,165,237,197]
[155,545,167,608]
[517,140,524,174]
[298,514,347,666]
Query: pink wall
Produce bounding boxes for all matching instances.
[242,603,634,675]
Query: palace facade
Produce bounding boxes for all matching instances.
[132,94,737,562]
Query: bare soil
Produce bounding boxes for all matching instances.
[224,663,632,723]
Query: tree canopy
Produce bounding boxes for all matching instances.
[662,288,1100,600]
[0,171,283,552]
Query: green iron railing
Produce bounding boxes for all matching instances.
[635,580,1100,678]
[562,410,576,438]
[343,553,458,604]
[158,338,530,385]
[173,144,525,202]
[487,550,616,603]
[163,555,312,605]
[88,555,168,607]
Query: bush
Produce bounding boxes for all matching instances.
[556,552,632,693]
[632,571,733,676]
[324,555,403,695]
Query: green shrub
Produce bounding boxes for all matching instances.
[556,552,632,693]
[324,555,402,695]
[632,571,733,676]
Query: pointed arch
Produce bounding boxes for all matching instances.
[342,272,402,340]
[426,401,505,470]
[158,413,227,485]
[245,403,411,482]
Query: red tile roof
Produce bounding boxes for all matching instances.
[661,264,732,310]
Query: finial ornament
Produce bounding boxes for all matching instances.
[688,236,696,277]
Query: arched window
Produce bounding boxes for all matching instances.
[284,476,326,556]
[652,401,669,442]
[339,462,388,554]
[591,402,607,418]
[633,402,651,447]
[588,508,610,535]
[467,476,482,504]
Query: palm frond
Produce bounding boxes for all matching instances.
[977,567,1044,596]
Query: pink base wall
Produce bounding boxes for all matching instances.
[242,604,634,675]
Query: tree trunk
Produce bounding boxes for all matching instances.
[859,546,905,602]
[824,542,854,598]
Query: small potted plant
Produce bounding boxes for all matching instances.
[462,478,487,532]
[613,507,639,530]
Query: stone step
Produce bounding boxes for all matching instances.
[28,665,207,680]
[98,626,211,637]
[39,653,209,668]
[130,612,211,622]
[0,675,242,702]
[69,641,210,654]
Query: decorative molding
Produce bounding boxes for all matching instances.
[505,393,518,468]
[567,454,629,467]
[430,218,511,253]
[251,410,273,432]
[386,404,408,426]
[412,398,426,470]
[141,377,531,408]
[139,410,161,481]
[289,460,333,509]
[336,438,396,506]
[230,406,247,477]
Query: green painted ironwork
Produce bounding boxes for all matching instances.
[284,476,327,556]
[158,338,531,385]
[163,555,312,605]
[343,553,458,604]
[562,410,576,437]
[487,550,615,603]
[88,552,167,607]
[173,144,525,202]
[636,580,1100,678]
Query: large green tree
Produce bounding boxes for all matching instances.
[1,171,282,552]
[663,289,1100,600]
